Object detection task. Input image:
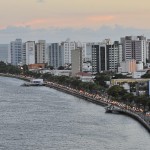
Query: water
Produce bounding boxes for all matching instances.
[0,76,149,150]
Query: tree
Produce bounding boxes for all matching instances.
[7,64,21,74]
[0,61,7,73]
[112,74,128,79]
[147,100,150,111]
[141,73,150,78]
[58,66,64,70]
[122,93,134,104]
[134,95,145,109]
[94,73,110,87]
[129,82,137,92]
[107,85,127,100]
[42,73,52,80]
[46,65,54,70]
[22,65,28,73]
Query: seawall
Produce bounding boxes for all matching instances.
[0,73,30,81]
[45,83,108,107]
[46,82,150,133]
[118,109,150,133]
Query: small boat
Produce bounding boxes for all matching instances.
[105,104,119,113]
[22,78,46,86]
[105,105,113,113]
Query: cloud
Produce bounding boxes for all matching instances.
[9,14,116,29]
[0,25,150,44]
[14,19,49,28]
[87,15,115,22]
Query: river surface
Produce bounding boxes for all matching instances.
[0,76,149,150]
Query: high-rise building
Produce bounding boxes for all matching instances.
[91,40,122,73]
[71,48,82,76]
[92,43,107,73]
[35,40,46,64]
[107,41,122,72]
[147,39,150,63]
[10,39,22,65]
[121,36,147,64]
[22,41,35,65]
[80,42,92,62]
[0,44,9,63]
[60,40,76,66]
[22,43,26,65]
[48,43,62,68]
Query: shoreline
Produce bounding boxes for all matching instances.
[46,81,150,133]
[1,73,150,133]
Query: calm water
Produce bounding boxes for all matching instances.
[0,76,149,150]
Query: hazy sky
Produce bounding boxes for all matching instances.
[0,0,150,43]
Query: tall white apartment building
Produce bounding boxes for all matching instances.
[22,41,35,65]
[61,40,76,65]
[10,39,22,65]
[35,40,46,64]
[121,36,147,64]
[107,41,122,72]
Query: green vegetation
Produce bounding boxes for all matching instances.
[94,73,110,88]
[0,61,21,74]
[57,66,64,70]
[0,61,41,78]
[141,73,150,78]
[107,85,150,112]
[112,73,130,79]
[42,73,101,93]
[107,85,127,100]
[1,61,150,112]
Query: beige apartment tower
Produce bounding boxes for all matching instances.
[71,48,82,76]
[35,40,46,64]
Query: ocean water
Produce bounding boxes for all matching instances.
[0,76,149,150]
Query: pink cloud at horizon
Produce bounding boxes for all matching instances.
[9,15,116,29]
[1,12,150,30]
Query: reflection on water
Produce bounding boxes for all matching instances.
[0,76,149,150]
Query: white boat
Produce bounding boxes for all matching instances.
[22,79,46,86]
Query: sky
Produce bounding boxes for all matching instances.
[0,0,150,43]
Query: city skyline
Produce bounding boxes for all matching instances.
[0,0,150,43]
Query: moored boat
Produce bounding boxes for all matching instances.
[21,78,46,86]
[105,105,113,113]
[105,104,119,114]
